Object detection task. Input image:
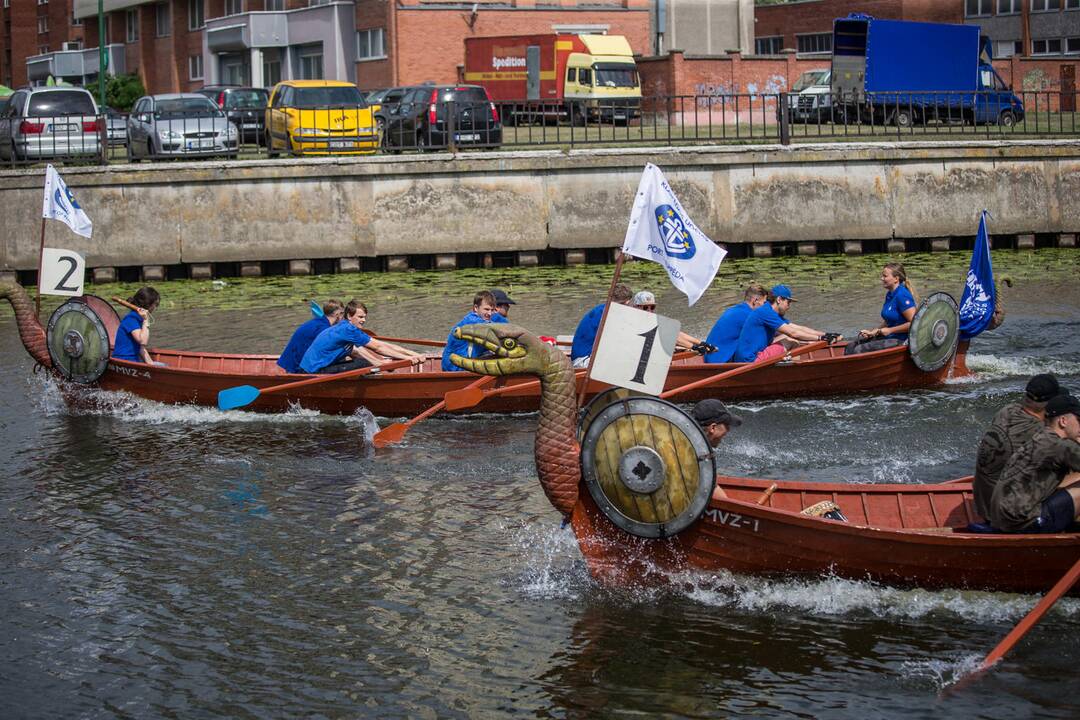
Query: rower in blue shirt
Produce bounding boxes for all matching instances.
[703,283,768,363]
[277,299,344,373]
[733,284,837,363]
[846,262,919,355]
[300,300,424,374]
[490,288,515,324]
[570,283,634,368]
[442,291,498,371]
[112,286,160,364]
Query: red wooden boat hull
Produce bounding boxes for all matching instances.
[88,340,969,417]
[570,475,1080,594]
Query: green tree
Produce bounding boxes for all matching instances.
[105,74,145,111]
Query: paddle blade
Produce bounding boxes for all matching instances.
[309,300,324,318]
[444,386,487,411]
[218,384,260,411]
[371,422,408,448]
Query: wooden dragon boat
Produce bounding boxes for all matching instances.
[447,322,1080,595]
[2,282,970,417]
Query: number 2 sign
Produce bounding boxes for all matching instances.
[39,248,86,297]
[590,301,680,396]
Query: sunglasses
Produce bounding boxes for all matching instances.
[639,304,656,311]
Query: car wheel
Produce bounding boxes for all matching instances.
[893,108,913,128]
[416,131,428,153]
[998,110,1016,128]
[267,137,279,159]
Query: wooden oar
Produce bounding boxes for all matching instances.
[372,375,496,448]
[659,341,828,400]
[978,555,1080,672]
[217,358,414,411]
[111,296,142,313]
[443,350,700,412]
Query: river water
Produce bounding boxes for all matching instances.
[2,250,1079,718]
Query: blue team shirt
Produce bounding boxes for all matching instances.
[571,304,605,361]
[300,322,371,373]
[734,303,789,362]
[277,316,330,373]
[112,310,144,362]
[704,302,753,364]
[441,311,491,371]
[881,286,916,340]
[491,313,509,324]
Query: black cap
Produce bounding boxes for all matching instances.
[491,289,516,306]
[1045,393,1080,420]
[1025,373,1060,402]
[692,399,743,429]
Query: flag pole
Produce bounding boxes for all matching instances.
[35,216,46,320]
[576,249,626,409]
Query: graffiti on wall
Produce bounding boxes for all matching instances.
[694,74,788,108]
[1022,68,1060,91]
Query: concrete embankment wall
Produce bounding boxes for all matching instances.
[1,140,1078,280]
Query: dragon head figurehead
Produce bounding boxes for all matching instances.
[0,280,52,368]
[451,323,581,517]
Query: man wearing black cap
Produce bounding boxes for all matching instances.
[692,399,743,448]
[988,393,1080,533]
[490,288,515,324]
[973,373,1060,519]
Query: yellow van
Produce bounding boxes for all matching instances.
[265,80,378,156]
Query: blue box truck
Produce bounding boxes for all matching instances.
[830,14,1024,128]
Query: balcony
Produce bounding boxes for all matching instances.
[26,44,127,84]
[204,1,354,54]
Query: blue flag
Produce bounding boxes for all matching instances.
[959,211,996,340]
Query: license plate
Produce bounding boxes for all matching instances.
[454,133,479,142]
[242,123,258,129]
[50,123,79,133]
[329,140,354,148]
[186,139,214,150]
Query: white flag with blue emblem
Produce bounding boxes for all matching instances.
[42,164,92,238]
[622,163,726,306]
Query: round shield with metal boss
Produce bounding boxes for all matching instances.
[579,395,716,539]
[908,291,959,372]
[47,300,111,383]
[578,386,645,441]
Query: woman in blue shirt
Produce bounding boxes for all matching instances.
[845,262,918,355]
[112,286,160,363]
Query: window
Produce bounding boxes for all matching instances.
[1031,0,1061,9]
[39,44,50,54]
[997,0,1020,13]
[298,45,323,79]
[1067,37,1080,53]
[755,36,783,55]
[796,33,831,54]
[566,67,576,83]
[37,0,47,4]
[966,0,992,16]
[224,0,243,14]
[37,16,48,33]
[126,9,138,42]
[71,13,82,25]
[1068,0,1080,9]
[189,0,204,30]
[1032,38,1063,54]
[265,0,284,9]
[995,40,1020,57]
[156,4,170,37]
[578,67,591,86]
[309,0,331,5]
[357,28,385,60]
[189,54,203,80]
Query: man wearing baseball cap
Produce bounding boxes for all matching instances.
[974,373,1061,519]
[988,392,1080,533]
[692,398,743,448]
[490,288,515,324]
[732,284,837,363]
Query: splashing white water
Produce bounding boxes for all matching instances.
[505,519,593,601]
[965,354,1080,381]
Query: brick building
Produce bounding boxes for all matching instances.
[1,0,86,88]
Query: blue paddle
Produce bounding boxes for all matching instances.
[309,299,323,318]
[217,358,414,411]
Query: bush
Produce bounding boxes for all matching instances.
[106,74,145,112]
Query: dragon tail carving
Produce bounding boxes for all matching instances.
[0,281,52,368]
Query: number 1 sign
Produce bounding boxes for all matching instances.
[39,248,86,297]
[590,302,680,396]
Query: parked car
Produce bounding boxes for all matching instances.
[196,85,270,145]
[101,105,128,147]
[265,80,378,157]
[381,84,501,152]
[0,86,101,162]
[126,93,238,161]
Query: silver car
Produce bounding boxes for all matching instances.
[127,93,238,161]
[0,86,102,162]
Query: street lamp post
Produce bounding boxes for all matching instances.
[98,0,106,107]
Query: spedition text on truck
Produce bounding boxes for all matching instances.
[464,34,641,125]
[830,15,1024,128]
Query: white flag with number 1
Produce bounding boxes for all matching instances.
[42,164,93,238]
[622,163,725,306]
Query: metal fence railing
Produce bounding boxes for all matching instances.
[2,90,1077,167]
